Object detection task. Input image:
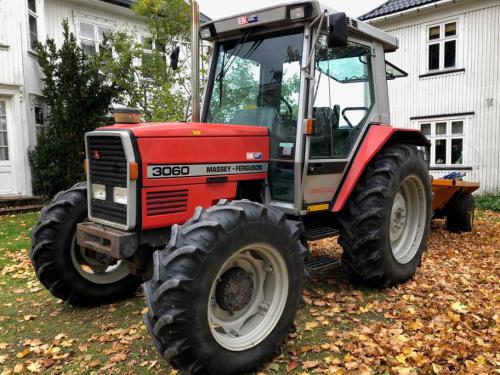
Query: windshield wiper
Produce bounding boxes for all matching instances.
[217,30,252,106]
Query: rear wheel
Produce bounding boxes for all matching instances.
[446,192,475,232]
[30,182,142,306]
[143,200,306,374]
[338,144,432,287]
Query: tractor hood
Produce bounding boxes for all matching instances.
[101,122,269,138]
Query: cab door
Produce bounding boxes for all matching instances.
[302,37,376,206]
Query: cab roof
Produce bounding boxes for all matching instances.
[200,1,398,52]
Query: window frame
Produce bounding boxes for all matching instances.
[77,19,113,56]
[309,36,377,161]
[137,33,169,79]
[31,96,47,139]
[138,33,168,58]
[418,118,467,167]
[0,100,9,162]
[425,18,460,73]
[27,0,39,53]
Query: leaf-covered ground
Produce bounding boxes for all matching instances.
[0,212,498,374]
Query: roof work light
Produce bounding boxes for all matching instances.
[289,6,306,20]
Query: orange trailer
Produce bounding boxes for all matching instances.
[432,178,480,232]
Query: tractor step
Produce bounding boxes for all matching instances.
[302,227,339,241]
[305,256,340,273]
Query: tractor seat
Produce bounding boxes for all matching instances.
[313,106,340,130]
[310,106,341,158]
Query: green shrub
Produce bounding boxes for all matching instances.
[28,21,121,198]
[476,195,500,211]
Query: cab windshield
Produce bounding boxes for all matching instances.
[206,30,304,203]
[206,30,303,133]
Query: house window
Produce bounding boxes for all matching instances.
[27,0,38,51]
[420,119,465,166]
[139,35,167,78]
[30,96,47,138]
[140,36,154,78]
[79,21,111,56]
[427,21,458,71]
[34,105,46,138]
[0,101,9,161]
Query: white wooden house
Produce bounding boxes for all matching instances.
[361,0,500,194]
[0,0,209,197]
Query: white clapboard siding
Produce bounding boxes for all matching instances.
[44,0,145,48]
[372,0,500,194]
[0,0,25,86]
[0,0,147,196]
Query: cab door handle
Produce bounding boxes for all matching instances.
[308,164,324,174]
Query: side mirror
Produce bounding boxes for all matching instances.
[170,46,180,70]
[327,12,348,48]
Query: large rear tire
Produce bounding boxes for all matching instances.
[143,200,306,374]
[30,182,142,306]
[338,144,432,287]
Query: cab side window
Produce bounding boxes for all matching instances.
[310,37,375,159]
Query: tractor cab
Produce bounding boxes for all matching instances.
[199,1,407,215]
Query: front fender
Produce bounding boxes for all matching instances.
[332,125,429,213]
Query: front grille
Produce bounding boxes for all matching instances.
[88,136,127,187]
[87,135,128,226]
[91,199,128,225]
[146,190,188,216]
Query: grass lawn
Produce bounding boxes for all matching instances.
[0,211,498,374]
[476,195,500,212]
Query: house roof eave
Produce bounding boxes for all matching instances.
[361,0,465,23]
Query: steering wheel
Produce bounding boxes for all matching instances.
[256,93,294,118]
[342,107,370,128]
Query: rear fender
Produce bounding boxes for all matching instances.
[331,125,430,213]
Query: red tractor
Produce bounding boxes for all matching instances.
[31,2,435,373]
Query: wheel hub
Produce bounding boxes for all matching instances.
[208,247,289,351]
[70,234,130,284]
[215,267,254,313]
[390,192,407,242]
[389,176,427,264]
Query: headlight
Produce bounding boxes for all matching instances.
[113,187,128,205]
[92,184,106,200]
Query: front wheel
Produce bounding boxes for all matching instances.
[30,182,142,306]
[338,144,432,287]
[143,200,307,374]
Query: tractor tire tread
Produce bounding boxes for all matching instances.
[30,183,142,307]
[338,144,431,287]
[144,200,306,374]
[446,192,475,232]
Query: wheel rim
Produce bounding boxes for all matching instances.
[390,175,427,264]
[207,244,289,351]
[70,235,130,284]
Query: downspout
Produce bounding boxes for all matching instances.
[191,0,200,122]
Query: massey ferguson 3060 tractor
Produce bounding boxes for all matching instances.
[31,2,436,373]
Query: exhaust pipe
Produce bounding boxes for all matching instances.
[191,0,200,123]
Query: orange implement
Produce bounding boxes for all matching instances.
[432,179,480,211]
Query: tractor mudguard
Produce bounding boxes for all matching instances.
[332,125,430,213]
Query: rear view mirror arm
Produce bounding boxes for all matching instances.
[302,10,327,78]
